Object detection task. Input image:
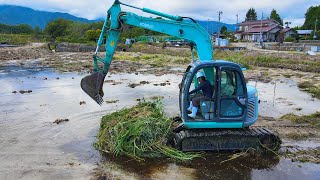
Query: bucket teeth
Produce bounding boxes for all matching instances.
[95,94,104,105]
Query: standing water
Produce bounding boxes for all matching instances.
[0,65,319,179]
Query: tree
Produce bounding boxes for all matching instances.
[45,19,71,39]
[245,8,257,21]
[15,24,33,34]
[220,25,227,35]
[270,9,283,26]
[302,5,320,29]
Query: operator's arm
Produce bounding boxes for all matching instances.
[189,82,205,95]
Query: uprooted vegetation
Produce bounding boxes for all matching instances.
[94,100,201,161]
[285,149,320,164]
[280,112,320,129]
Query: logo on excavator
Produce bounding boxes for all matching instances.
[140,22,154,29]
[110,40,115,47]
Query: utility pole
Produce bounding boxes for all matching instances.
[260,12,263,44]
[217,11,223,46]
[285,21,292,28]
[314,18,318,39]
[236,14,239,24]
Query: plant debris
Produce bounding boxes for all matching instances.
[94,99,200,161]
[18,90,32,94]
[153,82,171,86]
[128,83,140,88]
[53,119,69,124]
[298,81,320,99]
[286,149,320,164]
[128,81,151,88]
[106,100,119,104]
[104,80,122,85]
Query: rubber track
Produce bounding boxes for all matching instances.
[174,127,281,152]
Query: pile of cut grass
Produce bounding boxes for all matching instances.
[94,99,201,161]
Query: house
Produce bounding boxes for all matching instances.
[279,28,296,42]
[235,19,282,42]
[297,30,313,39]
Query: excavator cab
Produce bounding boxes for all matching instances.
[179,61,252,129]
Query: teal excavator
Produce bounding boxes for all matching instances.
[81,0,281,151]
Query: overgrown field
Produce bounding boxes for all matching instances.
[94,100,200,161]
[0,34,47,45]
[214,50,320,73]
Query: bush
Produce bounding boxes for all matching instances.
[284,37,294,42]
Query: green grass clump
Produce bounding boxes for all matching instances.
[280,112,320,129]
[94,99,200,161]
[298,81,320,99]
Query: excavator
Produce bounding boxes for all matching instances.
[81,0,281,152]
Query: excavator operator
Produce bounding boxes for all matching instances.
[187,71,214,118]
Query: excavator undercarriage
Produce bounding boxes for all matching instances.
[174,127,281,152]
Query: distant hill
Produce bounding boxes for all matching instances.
[197,21,238,34]
[0,5,238,33]
[0,5,95,29]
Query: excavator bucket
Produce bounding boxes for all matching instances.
[81,72,106,105]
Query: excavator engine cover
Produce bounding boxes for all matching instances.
[81,72,106,105]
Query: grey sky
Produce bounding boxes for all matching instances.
[0,0,319,27]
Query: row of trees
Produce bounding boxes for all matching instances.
[0,24,42,34]
[1,18,163,44]
[44,19,163,43]
[2,5,319,43]
[245,5,320,30]
[245,8,283,26]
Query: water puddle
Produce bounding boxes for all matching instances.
[0,65,320,179]
[249,79,320,118]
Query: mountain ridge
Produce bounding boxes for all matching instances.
[0,5,238,32]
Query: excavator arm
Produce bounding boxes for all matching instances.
[81,0,213,105]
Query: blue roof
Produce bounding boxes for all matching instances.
[297,30,313,35]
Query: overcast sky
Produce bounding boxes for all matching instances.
[0,0,319,27]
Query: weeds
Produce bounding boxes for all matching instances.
[286,149,320,164]
[298,81,320,99]
[214,50,320,73]
[94,99,201,161]
[280,112,320,129]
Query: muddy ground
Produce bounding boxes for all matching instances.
[0,43,320,179]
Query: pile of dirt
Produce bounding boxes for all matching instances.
[0,44,51,61]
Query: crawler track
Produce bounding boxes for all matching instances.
[174,127,281,152]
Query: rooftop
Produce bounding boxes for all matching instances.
[297,30,313,35]
[280,28,295,34]
[237,19,279,26]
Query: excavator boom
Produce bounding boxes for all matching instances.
[81,0,213,105]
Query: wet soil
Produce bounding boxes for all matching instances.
[1,65,320,179]
[1,45,320,179]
